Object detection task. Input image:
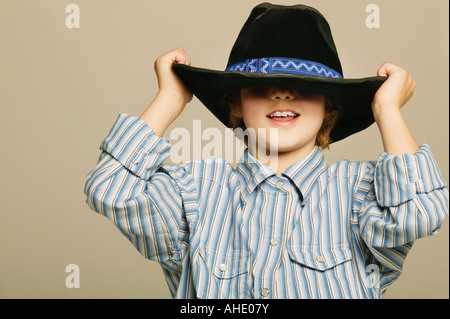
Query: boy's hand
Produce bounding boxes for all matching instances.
[155,47,193,105]
[371,62,419,155]
[140,48,193,137]
[371,62,416,116]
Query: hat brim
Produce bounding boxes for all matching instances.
[173,62,386,143]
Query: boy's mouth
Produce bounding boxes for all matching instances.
[266,110,300,122]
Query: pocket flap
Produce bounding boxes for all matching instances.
[287,245,352,271]
[199,247,249,279]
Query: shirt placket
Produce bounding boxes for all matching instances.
[252,176,292,299]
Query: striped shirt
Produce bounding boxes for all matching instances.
[84,113,449,299]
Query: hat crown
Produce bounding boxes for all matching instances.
[226,3,343,76]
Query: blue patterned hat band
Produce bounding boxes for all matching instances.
[225,57,343,79]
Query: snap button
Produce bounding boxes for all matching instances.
[270,238,279,246]
[261,288,270,297]
[219,264,227,271]
[275,181,283,189]
[315,255,325,263]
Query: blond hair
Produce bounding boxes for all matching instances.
[226,90,341,150]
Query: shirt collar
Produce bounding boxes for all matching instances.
[237,148,276,194]
[237,146,328,203]
[282,146,328,204]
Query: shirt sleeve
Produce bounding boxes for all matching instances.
[354,144,449,273]
[84,113,190,276]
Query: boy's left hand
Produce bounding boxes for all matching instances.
[371,62,419,155]
[372,62,416,115]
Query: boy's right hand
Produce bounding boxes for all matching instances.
[140,48,193,137]
[154,47,193,105]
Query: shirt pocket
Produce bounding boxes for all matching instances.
[199,247,249,279]
[287,245,352,271]
[196,247,249,298]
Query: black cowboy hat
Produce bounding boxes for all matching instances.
[173,2,386,143]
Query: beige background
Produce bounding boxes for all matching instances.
[0,0,448,299]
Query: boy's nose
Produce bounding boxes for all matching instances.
[269,88,295,100]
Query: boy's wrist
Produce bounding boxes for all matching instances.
[372,102,402,124]
[139,90,188,137]
[156,89,191,107]
[372,105,419,155]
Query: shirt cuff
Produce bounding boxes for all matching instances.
[100,113,172,179]
[374,144,448,207]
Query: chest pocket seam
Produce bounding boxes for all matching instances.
[287,245,352,271]
[199,247,249,279]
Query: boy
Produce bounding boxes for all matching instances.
[84,3,448,298]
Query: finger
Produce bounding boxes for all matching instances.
[172,47,191,66]
[377,62,394,77]
[178,47,191,65]
[380,62,405,77]
[157,48,187,67]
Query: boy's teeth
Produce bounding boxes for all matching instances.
[269,111,297,118]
